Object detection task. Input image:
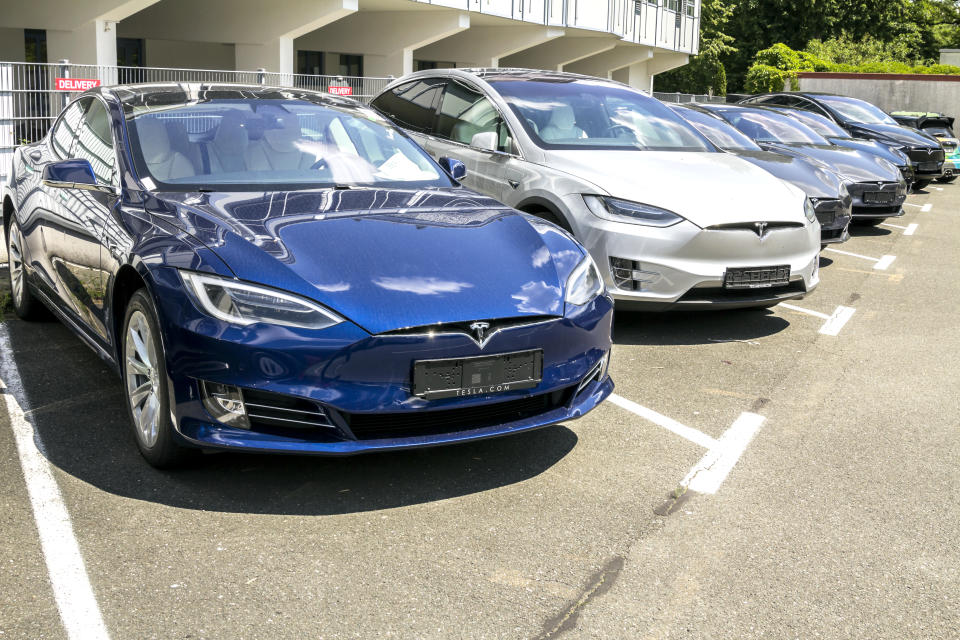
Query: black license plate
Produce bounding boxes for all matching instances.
[413,350,543,400]
[919,162,939,171]
[724,265,790,290]
[863,191,894,204]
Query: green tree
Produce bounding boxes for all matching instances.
[655,0,736,95]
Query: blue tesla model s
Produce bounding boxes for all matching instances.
[2,83,613,467]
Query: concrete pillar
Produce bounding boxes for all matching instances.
[500,36,617,72]
[236,36,294,74]
[414,26,565,69]
[564,45,653,80]
[647,52,690,93]
[47,19,119,67]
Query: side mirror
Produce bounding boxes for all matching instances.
[42,159,114,194]
[470,131,499,152]
[438,156,467,182]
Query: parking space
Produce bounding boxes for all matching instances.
[1,184,958,638]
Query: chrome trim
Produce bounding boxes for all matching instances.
[378,316,560,349]
[246,413,335,428]
[243,402,325,417]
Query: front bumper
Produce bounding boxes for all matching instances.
[813,197,851,245]
[562,196,821,310]
[149,268,614,454]
[847,181,906,219]
[905,147,945,180]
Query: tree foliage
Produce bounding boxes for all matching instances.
[654,0,736,95]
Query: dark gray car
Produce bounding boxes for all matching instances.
[671,104,851,245]
[697,103,908,225]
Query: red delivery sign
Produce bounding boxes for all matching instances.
[328,85,353,96]
[55,78,101,91]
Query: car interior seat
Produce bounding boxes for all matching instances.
[136,117,195,181]
[164,120,203,175]
[246,111,314,171]
[208,111,250,174]
[540,105,586,141]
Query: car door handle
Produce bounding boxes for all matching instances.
[508,179,520,190]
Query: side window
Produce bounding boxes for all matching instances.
[50,98,90,159]
[369,79,443,133]
[73,99,116,184]
[434,81,512,152]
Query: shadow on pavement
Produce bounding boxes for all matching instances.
[849,224,893,238]
[613,307,790,346]
[1,312,578,516]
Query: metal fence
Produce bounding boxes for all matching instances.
[652,91,728,104]
[0,61,391,183]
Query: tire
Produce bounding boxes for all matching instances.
[913,180,931,190]
[936,176,957,184]
[121,288,192,468]
[6,218,46,320]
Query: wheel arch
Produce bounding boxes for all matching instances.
[515,196,574,233]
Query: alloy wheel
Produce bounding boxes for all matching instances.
[8,225,25,306]
[125,310,161,448]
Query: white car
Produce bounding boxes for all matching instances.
[371,69,821,310]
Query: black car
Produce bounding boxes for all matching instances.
[889,112,959,183]
[698,103,908,225]
[741,92,944,188]
[671,104,851,244]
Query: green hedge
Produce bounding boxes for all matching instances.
[744,43,960,92]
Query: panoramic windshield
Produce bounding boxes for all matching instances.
[490,79,712,151]
[673,107,761,151]
[816,95,898,125]
[125,98,451,191]
[716,109,830,145]
[780,109,851,138]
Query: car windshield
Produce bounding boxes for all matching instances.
[715,109,830,145]
[490,79,712,151]
[673,106,761,151]
[125,97,451,191]
[925,126,955,138]
[816,95,898,125]
[780,109,852,138]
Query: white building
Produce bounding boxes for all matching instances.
[0,0,700,91]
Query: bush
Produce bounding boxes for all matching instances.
[744,64,796,93]
[746,42,960,80]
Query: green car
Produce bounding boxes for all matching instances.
[891,111,959,184]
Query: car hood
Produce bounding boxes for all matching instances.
[729,149,843,199]
[152,188,584,334]
[847,122,939,148]
[539,150,806,226]
[762,143,901,183]
[828,138,908,165]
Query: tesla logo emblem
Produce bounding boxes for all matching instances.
[753,222,768,238]
[470,322,490,343]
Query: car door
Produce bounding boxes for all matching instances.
[425,79,517,202]
[46,96,119,343]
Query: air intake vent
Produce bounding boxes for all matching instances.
[241,388,335,432]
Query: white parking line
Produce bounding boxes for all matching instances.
[880,222,918,235]
[608,393,718,450]
[825,247,896,270]
[0,325,110,640]
[777,302,856,336]
[922,203,933,212]
[681,412,766,495]
[934,187,944,191]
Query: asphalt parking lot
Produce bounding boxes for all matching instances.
[1,185,958,639]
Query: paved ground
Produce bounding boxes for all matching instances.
[1,185,957,639]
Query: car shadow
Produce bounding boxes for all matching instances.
[613,307,790,346]
[1,312,578,517]
[819,255,834,268]
[849,224,892,238]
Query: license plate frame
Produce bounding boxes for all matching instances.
[412,350,543,400]
[723,265,790,290]
[863,191,895,204]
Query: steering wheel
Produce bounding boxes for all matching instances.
[607,124,637,139]
[310,158,329,172]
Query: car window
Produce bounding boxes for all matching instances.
[370,79,444,133]
[778,108,851,139]
[674,107,761,151]
[491,79,711,152]
[72,99,116,184]
[434,80,512,152]
[126,97,452,191]
[815,95,898,125]
[716,109,830,145]
[50,98,91,159]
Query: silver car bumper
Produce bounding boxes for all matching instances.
[563,196,821,310]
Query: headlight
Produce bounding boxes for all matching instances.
[583,195,683,227]
[565,253,604,307]
[804,198,817,223]
[181,271,343,329]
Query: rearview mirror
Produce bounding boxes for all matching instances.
[470,131,498,152]
[42,159,115,194]
[438,157,467,181]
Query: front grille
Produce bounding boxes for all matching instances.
[241,388,336,434]
[906,147,945,164]
[704,221,804,232]
[379,316,558,340]
[344,387,573,440]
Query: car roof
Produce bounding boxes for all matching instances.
[390,67,641,92]
[87,82,356,110]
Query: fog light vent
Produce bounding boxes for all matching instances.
[200,380,249,429]
[610,257,659,291]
